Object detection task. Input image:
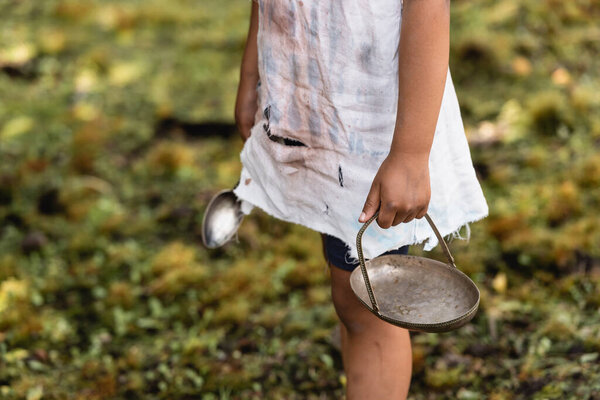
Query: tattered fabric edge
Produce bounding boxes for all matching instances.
[233,176,370,260]
[234,172,489,269]
[342,209,489,265]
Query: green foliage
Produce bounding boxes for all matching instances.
[0,0,599,398]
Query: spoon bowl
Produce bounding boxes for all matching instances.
[201,189,244,248]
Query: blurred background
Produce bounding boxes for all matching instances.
[0,0,599,399]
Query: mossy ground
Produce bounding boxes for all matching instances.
[1,0,599,399]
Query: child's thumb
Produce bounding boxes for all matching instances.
[359,183,380,223]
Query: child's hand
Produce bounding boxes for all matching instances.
[234,75,258,142]
[359,152,431,228]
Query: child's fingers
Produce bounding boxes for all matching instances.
[359,182,380,223]
[392,212,407,226]
[401,210,419,223]
[377,200,398,229]
[415,207,428,219]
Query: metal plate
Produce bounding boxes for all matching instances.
[350,254,480,330]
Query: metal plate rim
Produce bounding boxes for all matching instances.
[349,254,481,332]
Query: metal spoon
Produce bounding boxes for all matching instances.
[201,188,244,248]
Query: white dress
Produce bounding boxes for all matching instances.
[233,0,489,261]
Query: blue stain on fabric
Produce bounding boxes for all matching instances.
[288,1,297,36]
[359,43,374,73]
[328,127,339,144]
[336,77,344,94]
[290,54,299,82]
[269,102,281,124]
[288,97,302,130]
[308,102,321,137]
[356,87,368,105]
[308,2,319,47]
[349,218,379,239]
[348,131,366,155]
[263,47,277,76]
[327,3,340,68]
[267,0,274,25]
[327,107,342,144]
[308,58,320,88]
[369,150,388,157]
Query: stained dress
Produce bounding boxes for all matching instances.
[233,0,489,261]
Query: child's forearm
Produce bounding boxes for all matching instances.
[389,0,450,159]
[235,1,260,141]
[240,1,259,80]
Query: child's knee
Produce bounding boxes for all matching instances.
[331,284,372,334]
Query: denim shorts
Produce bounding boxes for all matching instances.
[322,233,410,272]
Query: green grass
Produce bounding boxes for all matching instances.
[1,0,599,398]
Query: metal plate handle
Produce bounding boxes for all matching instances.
[355,211,458,315]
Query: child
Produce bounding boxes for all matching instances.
[233,0,488,398]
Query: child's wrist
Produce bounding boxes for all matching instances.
[387,146,431,163]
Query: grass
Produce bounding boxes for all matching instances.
[0,0,599,398]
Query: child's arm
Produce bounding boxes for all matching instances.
[234,0,260,142]
[360,0,450,229]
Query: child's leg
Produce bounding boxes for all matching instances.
[328,258,412,400]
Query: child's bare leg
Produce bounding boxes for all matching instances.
[329,262,412,400]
